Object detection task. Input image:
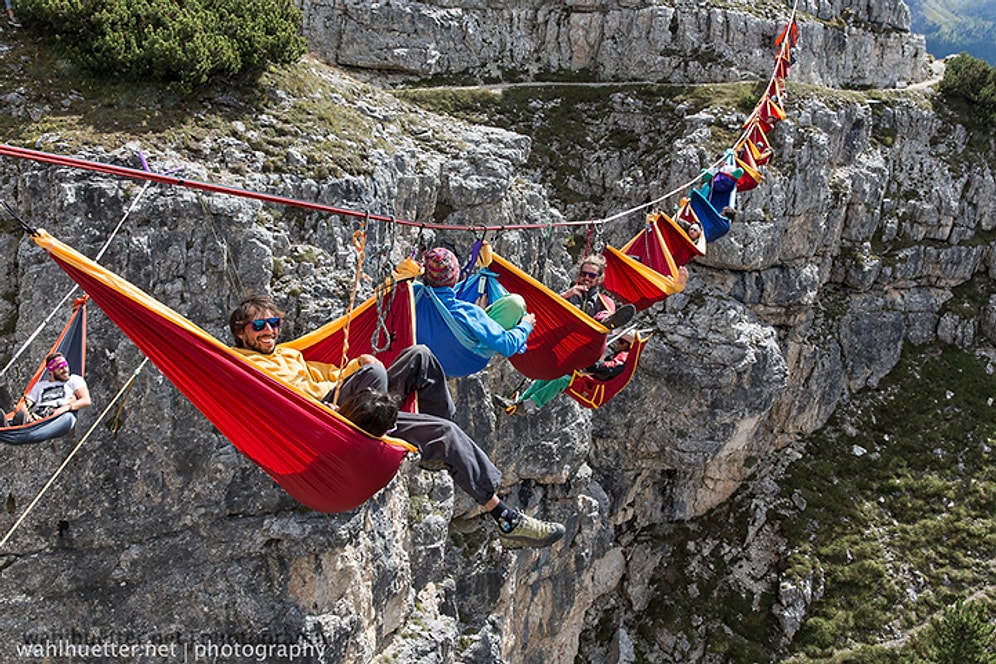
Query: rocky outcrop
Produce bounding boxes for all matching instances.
[2,3,994,663]
[301,0,931,89]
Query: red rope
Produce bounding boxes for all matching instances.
[0,143,600,233]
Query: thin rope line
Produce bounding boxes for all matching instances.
[330,228,368,408]
[0,358,149,550]
[0,179,154,379]
[0,8,799,239]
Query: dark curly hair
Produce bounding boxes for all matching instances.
[228,295,285,348]
[337,388,401,437]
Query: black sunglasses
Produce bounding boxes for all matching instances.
[249,317,282,332]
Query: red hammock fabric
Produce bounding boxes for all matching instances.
[773,52,792,81]
[602,244,682,311]
[485,252,608,380]
[33,231,416,513]
[285,278,419,412]
[775,18,798,48]
[623,210,705,271]
[754,94,786,133]
[565,332,649,409]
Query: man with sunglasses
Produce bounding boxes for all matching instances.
[561,254,634,329]
[3,352,91,427]
[229,295,566,550]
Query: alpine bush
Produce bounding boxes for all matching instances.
[938,53,996,121]
[920,600,996,664]
[17,0,307,92]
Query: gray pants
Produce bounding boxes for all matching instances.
[336,344,501,505]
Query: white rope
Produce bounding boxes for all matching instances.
[574,0,800,228]
[0,358,149,550]
[0,179,153,380]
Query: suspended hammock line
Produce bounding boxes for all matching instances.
[331,227,369,407]
[0,143,600,232]
[0,5,799,281]
[3,26,790,240]
[732,4,799,153]
[0,170,155,379]
[0,358,149,550]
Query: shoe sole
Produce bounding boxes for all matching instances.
[603,304,635,329]
[500,526,565,550]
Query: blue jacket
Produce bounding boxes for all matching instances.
[415,285,533,377]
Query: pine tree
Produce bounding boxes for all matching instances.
[925,600,996,664]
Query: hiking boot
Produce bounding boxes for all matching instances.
[601,303,635,330]
[493,394,515,408]
[498,513,565,549]
[493,394,519,415]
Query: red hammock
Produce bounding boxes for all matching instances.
[775,17,799,49]
[622,209,705,272]
[485,252,608,380]
[565,331,649,409]
[32,230,417,513]
[602,243,683,311]
[753,94,786,134]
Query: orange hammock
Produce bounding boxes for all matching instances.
[565,331,649,409]
[602,242,683,311]
[1,296,88,445]
[484,252,608,380]
[32,230,417,513]
[744,119,774,166]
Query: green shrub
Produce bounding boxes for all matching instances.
[18,0,306,92]
[918,600,996,664]
[938,53,996,122]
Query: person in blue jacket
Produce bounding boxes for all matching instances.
[416,247,535,377]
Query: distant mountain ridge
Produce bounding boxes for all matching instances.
[906,0,996,64]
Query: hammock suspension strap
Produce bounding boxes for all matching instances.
[331,220,369,407]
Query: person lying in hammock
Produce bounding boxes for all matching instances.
[229,295,565,550]
[1,352,91,427]
[500,329,636,415]
[561,254,635,330]
[417,246,535,376]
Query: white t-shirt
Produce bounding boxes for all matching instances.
[26,375,87,411]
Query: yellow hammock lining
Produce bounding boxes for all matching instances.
[32,229,418,454]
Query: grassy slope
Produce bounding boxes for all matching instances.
[0,30,399,182]
[780,336,996,661]
[906,0,996,64]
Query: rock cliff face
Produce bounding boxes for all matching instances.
[302,0,930,89]
[1,1,994,662]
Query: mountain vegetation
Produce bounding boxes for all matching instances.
[906,0,996,65]
[15,0,306,92]
[938,53,996,123]
[1,1,995,662]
